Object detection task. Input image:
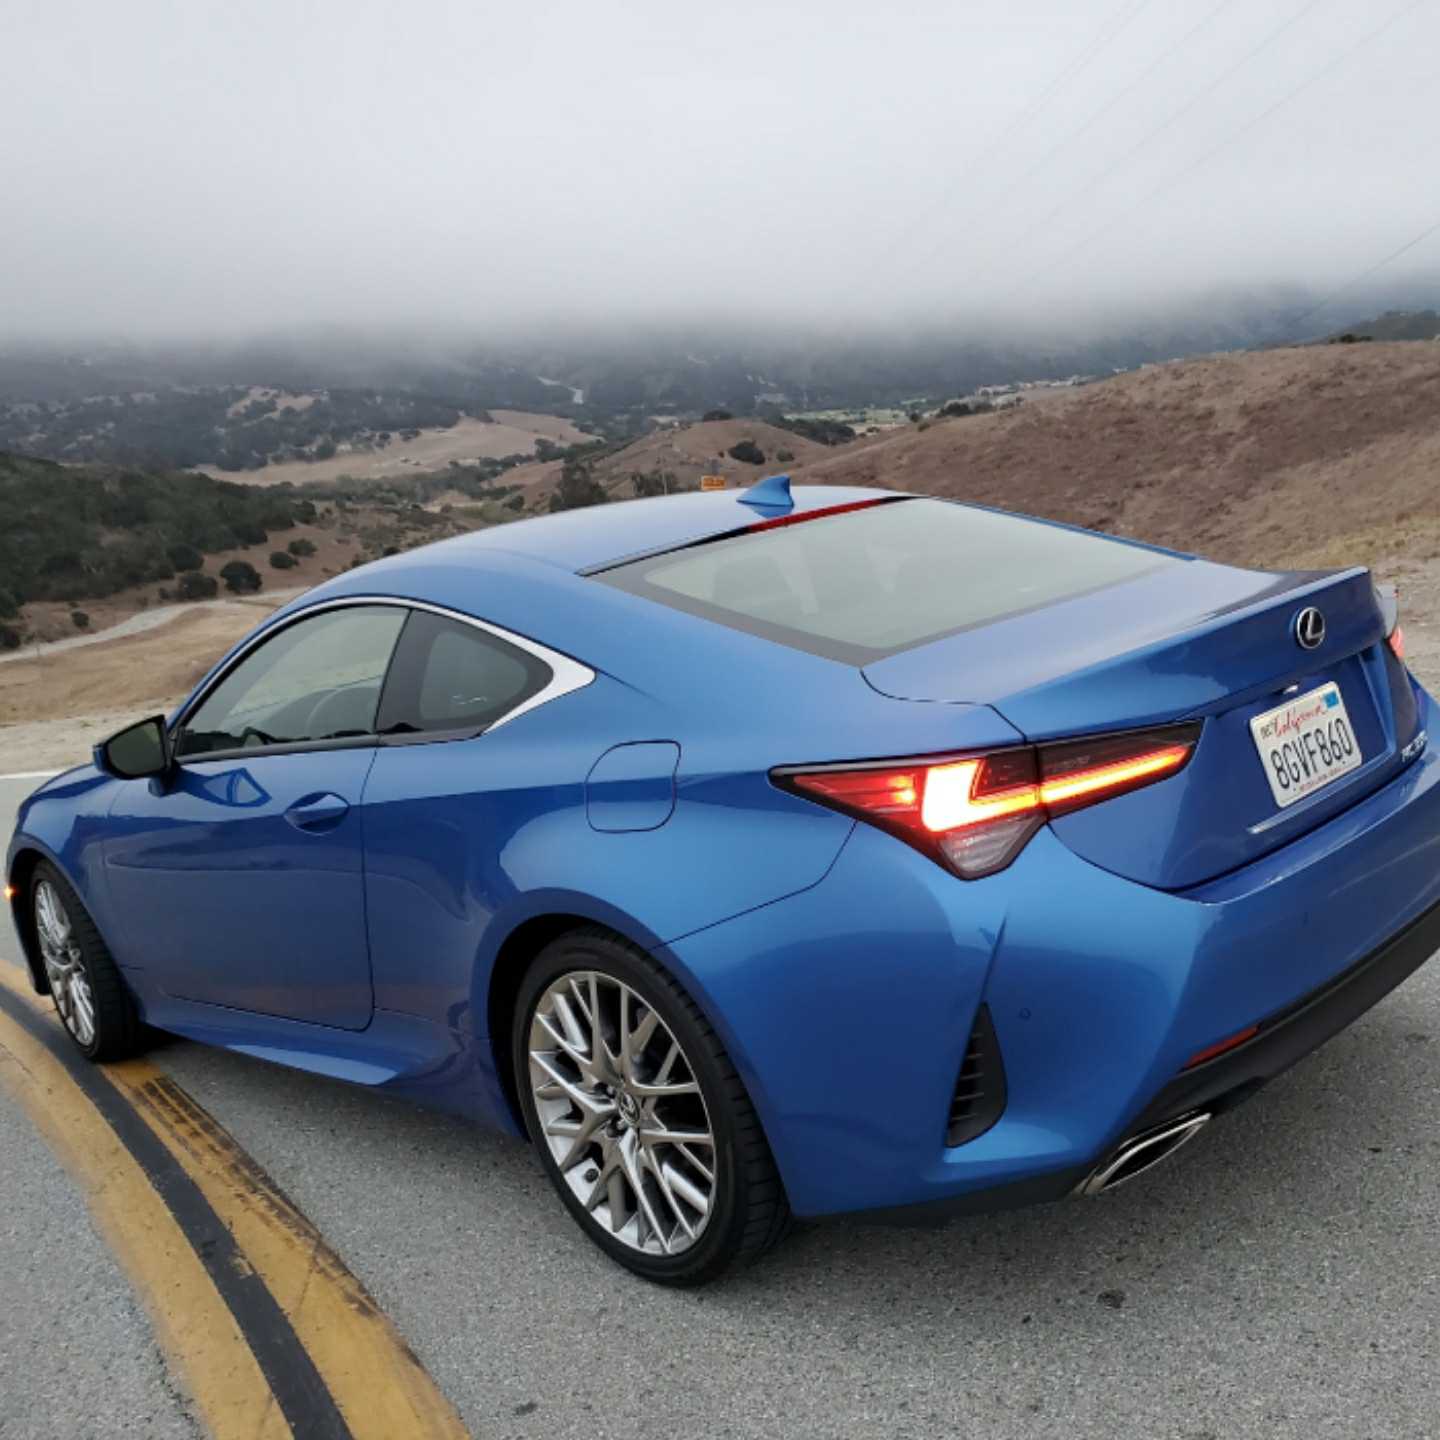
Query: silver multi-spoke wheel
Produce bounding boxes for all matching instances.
[35,880,96,1047]
[528,970,716,1257]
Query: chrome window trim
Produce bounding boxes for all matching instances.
[173,594,595,746]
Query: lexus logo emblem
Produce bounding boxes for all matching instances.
[1294,606,1326,650]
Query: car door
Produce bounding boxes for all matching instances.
[104,602,408,1030]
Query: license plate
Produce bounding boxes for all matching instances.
[1250,682,1362,808]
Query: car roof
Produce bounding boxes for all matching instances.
[438,483,895,572]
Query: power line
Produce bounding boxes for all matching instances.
[1000,0,1430,299]
[1019,0,1329,253]
[889,0,1242,287]
[1287,216,1440,334]
[862,0,1158,282]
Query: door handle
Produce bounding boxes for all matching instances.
[283,793,351,832]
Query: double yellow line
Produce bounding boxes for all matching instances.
[0,965,471,1440]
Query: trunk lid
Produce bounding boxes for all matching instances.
[862,562,1421,889]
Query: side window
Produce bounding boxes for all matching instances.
[376,610,551,737]
[177,606,407,758]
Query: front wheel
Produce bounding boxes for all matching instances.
[513,928,790,1285]
[30,861,145,1062]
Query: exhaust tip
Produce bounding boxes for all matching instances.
[1076,1112,1211,1197]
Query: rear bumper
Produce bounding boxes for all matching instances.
[866,889,1440,1225]
[1128,888,1440,1135]
[662,691,1440,1219]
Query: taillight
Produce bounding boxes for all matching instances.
[1376,582,1405,661]
[775,723,1200,879]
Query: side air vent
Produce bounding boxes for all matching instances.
[946,1004,1007,1147]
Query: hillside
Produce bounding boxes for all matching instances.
[789,341,1440,571]
[0,451,504,645]
[506,417,836,503]
[1327,310,1440,343]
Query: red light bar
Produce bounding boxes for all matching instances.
[745,498,897,533]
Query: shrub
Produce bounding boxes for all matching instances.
[175,571,218,600]
[166,543,204,572]
[219,560,262,594]
[230,521,267,547]
[549,463,608,512]
[287,537,317,557]
[728,440,765,465]
[71,611,90,630]
[702,408,733,422]
[774,416,855,446]
[775,448,795,462]
[505,494,524,511]
[0,587,18,618]
[0,624,21,650]
[270,550,298,570]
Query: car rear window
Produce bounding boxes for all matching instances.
[596,497,1180,663]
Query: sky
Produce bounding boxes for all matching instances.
[2,0,1438,341]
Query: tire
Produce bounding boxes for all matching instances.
[29,861,145,1062]
[512,926,790,1285]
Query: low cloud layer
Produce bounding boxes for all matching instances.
[4,0,1438,340]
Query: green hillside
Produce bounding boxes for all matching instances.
[0,451,314,611]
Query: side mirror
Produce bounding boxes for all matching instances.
[95,715,173,780]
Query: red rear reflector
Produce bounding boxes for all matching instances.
[1183,1024,1260,1070]
[779,724,1199,879]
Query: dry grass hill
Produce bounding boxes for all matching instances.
[508,418,834,503]
[8,341,1440,771]
[789,341,1440,572]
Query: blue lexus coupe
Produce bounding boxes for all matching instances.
[7,478,1438,1283]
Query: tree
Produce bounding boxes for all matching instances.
[0,587,18,618]
[230,521,267,547]
[0,625,21,650]
[288,537,317,557]
[270,550,298,570]
[71,610,90,630]
[166,542,203,572]
[728,440,765,465]
[219,560,262,594]
[549,462,607,512]
[632,471,666,498]
[176,571,218,600]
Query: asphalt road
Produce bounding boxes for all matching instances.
[2,769,1439,1440]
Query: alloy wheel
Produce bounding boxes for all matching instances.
[34,880,96,1047]
[527,969,716,1256]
